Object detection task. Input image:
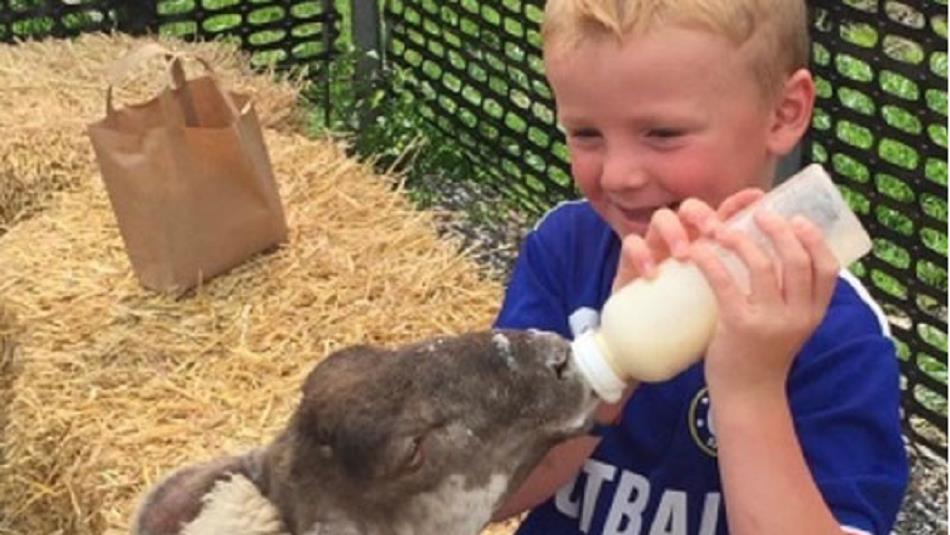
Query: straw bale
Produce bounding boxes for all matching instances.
[0,305,16,448]
[0,129,512,533]
[0,33,304,131]
[0,33,305,231]
[0,124,93,231]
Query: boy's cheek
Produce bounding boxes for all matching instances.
[570,157,603,199]
[655,150,738,207]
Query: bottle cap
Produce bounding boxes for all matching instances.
[570,331,626,403]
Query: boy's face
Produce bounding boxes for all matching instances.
[546,26,779,238]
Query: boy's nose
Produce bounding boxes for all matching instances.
[601,153,649,192]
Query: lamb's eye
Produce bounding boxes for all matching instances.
[403,435,425,472]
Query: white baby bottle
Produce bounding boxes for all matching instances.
[571,164,873,402]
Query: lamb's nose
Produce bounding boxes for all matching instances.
[528,329,572,380]
[550,353,570,380]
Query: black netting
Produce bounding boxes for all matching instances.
[0,0,123,41]
[806,0,947,457]
[385,0,948,456]
[0,1,340,74]
[155,0,338,72]
[385,0,573,215]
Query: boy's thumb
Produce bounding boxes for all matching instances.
[612,234,655,293]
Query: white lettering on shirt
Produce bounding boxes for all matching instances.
[603,470,651,534]
[698,492,722,535]
[580,460,619,532]
[554,473,582,519]
[558,460,722,534]
[648,490,687,535]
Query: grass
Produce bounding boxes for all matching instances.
[3,0,947,426]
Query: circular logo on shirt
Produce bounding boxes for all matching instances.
[688,387,717,457]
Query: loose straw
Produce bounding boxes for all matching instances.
[0,35,517,534]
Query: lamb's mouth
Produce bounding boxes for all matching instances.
[558,389,602,437]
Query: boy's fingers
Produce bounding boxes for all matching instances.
[678,198,720,238]
[614,234,654,292]
[754,210,811,308]
[792,216,840,309]
[714,227,779,303]
[647,208,690,260]
[690,240,743,311]
[717,188,765,220]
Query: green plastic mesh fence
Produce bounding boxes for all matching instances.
[385,0,574,215]
[0,0,124,41]
[155,0,338,71]
[806,0,947,456]
[0,1,340,74]
[384,0,948,456]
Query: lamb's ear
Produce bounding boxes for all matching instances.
[297,344,391,445]
[301,344,389,399]
[132,455,250,535]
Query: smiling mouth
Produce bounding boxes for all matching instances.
[618,206,655,222]
[617,201,682,223]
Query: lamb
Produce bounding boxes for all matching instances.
[133,328,600,535]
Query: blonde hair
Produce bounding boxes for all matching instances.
[542,0,810,98]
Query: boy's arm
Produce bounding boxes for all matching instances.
[492,388,634,521]
[491,436,599,522]
[692,211,905,534]
[639,195,904,534]
[714,387,845,534]
[713,332,907,535]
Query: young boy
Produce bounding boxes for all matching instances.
[492,1,909,534]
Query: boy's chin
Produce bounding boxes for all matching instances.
[611,218,649,238]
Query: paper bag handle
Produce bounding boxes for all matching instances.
[105,43,242,124]
[106,43,188,119]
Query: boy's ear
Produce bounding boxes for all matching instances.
[766,68,816,156]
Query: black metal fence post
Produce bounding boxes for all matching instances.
[351,0,383,131]
[115,0,159,36]
[352,0,383,78]
[321,0,336,128]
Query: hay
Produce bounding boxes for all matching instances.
[0,33,524,535]
[0,33,305,231]
[0,306,16,453]
[0,125,91,230]
[0,126,508,533]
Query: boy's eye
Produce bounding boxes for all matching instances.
[569,129,601,140]
[648,128,685,139]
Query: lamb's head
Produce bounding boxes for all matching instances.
[272,328,598,533]
[133,329,599,535]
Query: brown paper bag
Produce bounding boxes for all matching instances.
[87,43,288,292]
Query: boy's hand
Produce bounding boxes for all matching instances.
[690,212,840,402]
[612,189,765,293]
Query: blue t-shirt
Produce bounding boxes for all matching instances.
[495,200,908,535]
